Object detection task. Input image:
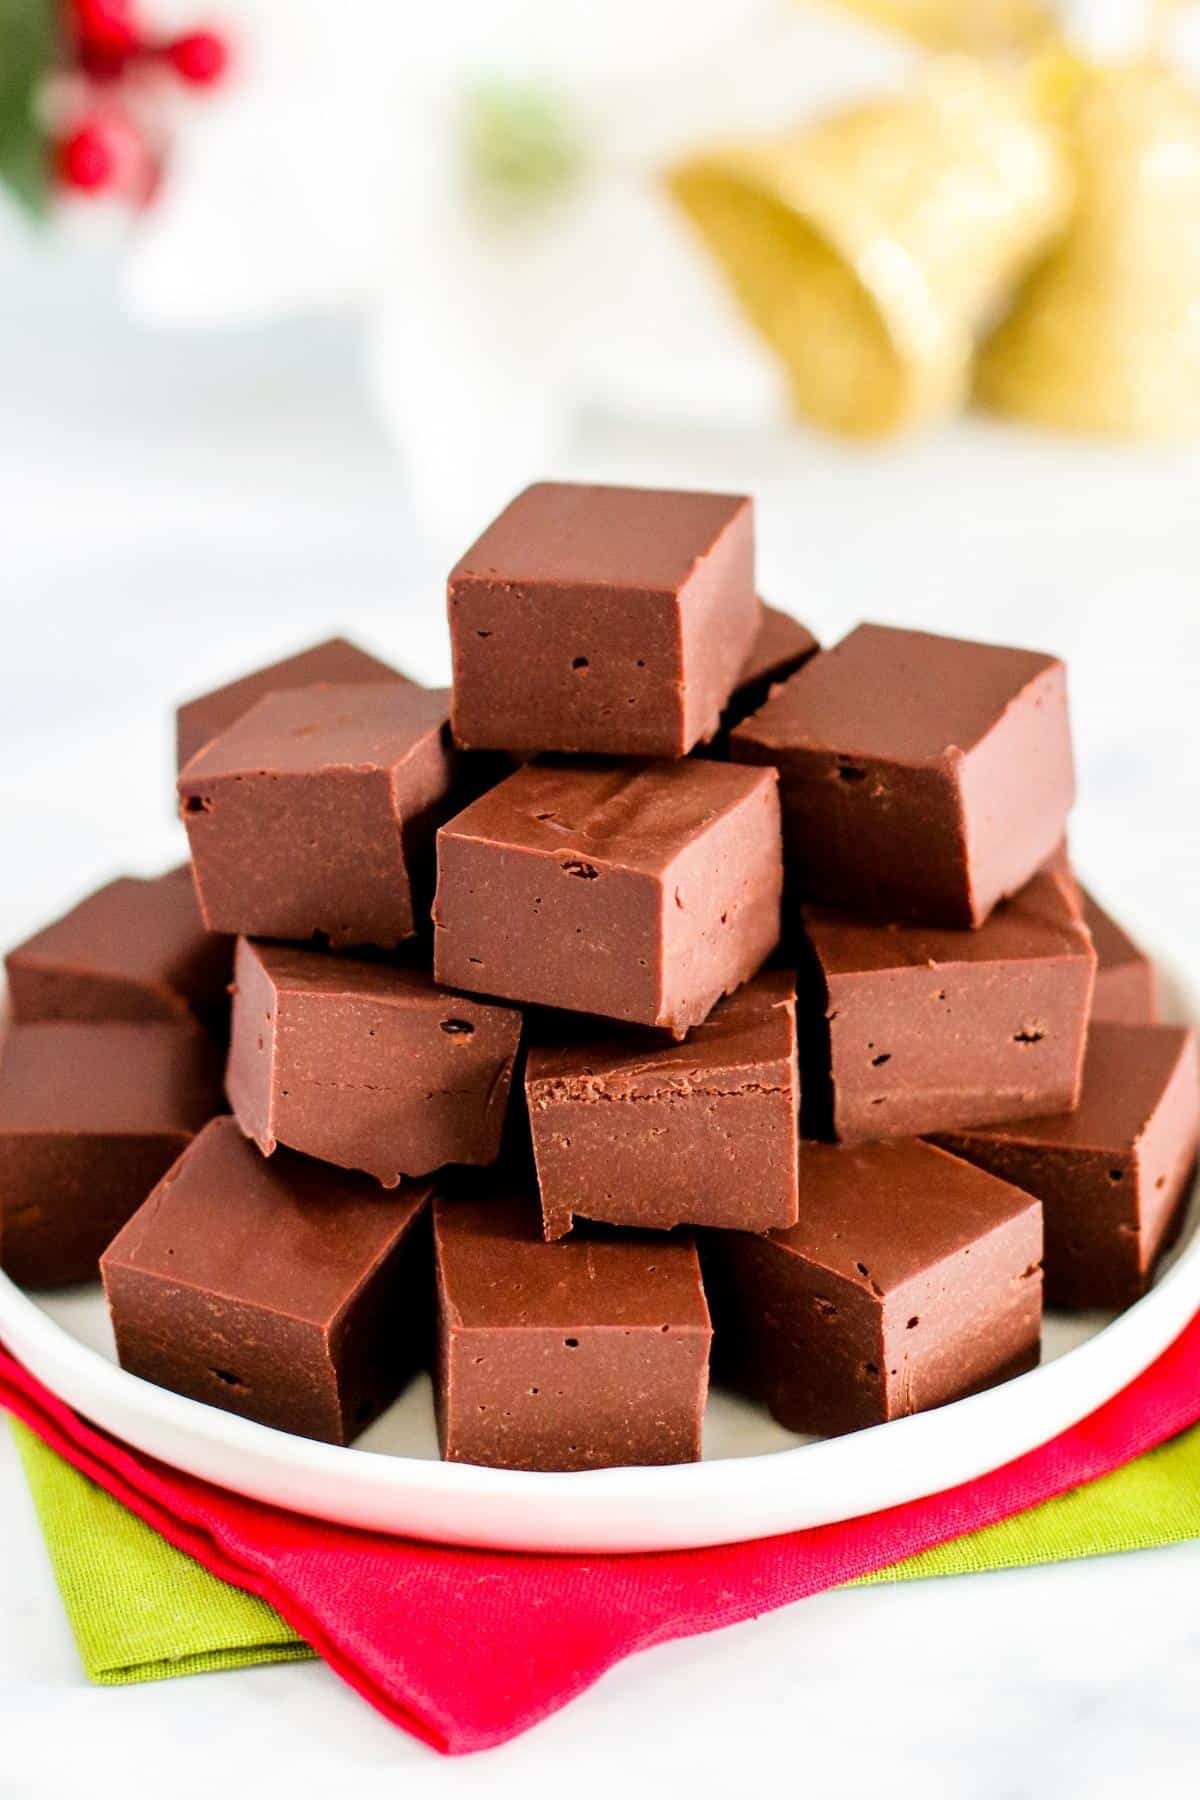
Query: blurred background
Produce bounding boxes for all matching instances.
[2,0,1198,978]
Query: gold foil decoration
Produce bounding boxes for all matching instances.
[669,60,1071,436]
[815,1,1187,54]
[977,62,1200,436]
[816,0,1054,54]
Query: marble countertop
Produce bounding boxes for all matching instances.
[0,241,1198,1798]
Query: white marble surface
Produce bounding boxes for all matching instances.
[1,239,1199,1794]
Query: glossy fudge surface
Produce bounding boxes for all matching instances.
[433,758,782,1035]
[1080,886,1159,1024]
[0,1021,222,1287]
[526,970,799,1239]
[707,1138,1042,1436]
[102,1117,432,1444]
[180,682,455,949]
[448,482,758,757]
[732,624,1075,927]
[227,937,522,1183]
[176,634,409,770]
[800,866,1096,1143]
[5,864,232,1033]
[433,1188,712,1471]
[933,1023,1199,1310]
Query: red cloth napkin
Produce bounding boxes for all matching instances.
[3,1322,1199,1755]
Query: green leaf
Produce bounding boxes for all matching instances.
[0,0,58,216]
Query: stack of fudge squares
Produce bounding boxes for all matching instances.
[2,481,1198,1472]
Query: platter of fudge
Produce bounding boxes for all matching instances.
[1,481,1197,1554]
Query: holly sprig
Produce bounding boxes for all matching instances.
[0,0,228,214]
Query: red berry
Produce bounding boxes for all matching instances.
[57,122,119,193]
[71,0,140,78]
[166,29,228,85]
[56,112,153,200]
[76,40,130,79]
[71,0,138,49]
[71,0,136,20]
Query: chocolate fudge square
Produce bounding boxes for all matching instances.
[227,937,522,1184]
[933,1023,1199,1310]
[0,1021,222,1287]
[433,758,782,1035]
[697,603,820,759]
[724,602,819,732]
[1079,886,1159,1024]
[526,970,799,1239]
[5,864,232,1033]
[102,1118,432,1444]
[176,634,410,770]
[799,865,1095,1143]
[179,682,456,949]
[433,1188,712,1471]
[732,624,1075,927]
[448,482,758,756]
[706,1138,1042,1437]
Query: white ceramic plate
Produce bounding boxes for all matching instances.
[1,1000,1196,1554]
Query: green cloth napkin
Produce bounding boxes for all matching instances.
[14,1418,1200,1688]
[13,1423,310,1683]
